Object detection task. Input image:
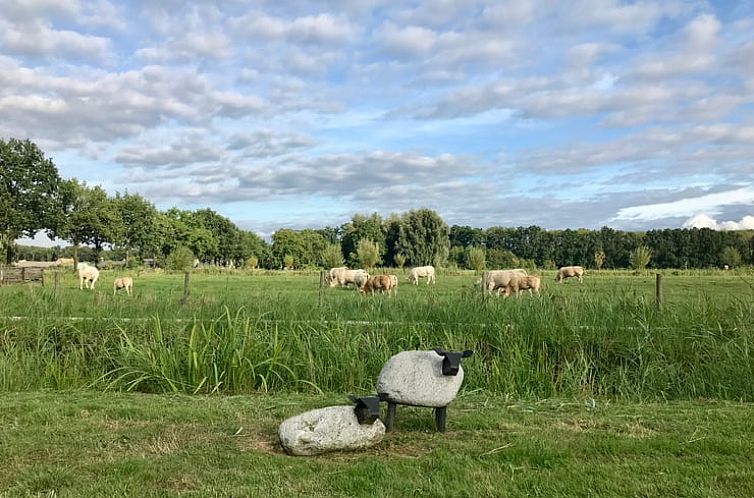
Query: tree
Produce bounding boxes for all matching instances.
[271,229,304,269]
[113,192,157,264]
[394,253,406,269]
[238,230,268,265]
[721,246,742,268]
[395,208,449,266]
[594,248,606,271]
[341,213,385,265]
[157,209,218,262]
[354,239,381,269]
[0,138,64,263]
[629,245,652,270]
[465,247,486,272]
[450,225,484,248]
[321,242,344,268]
[60,180,121,264]
[192,208,244,264]
[166,246,195,272]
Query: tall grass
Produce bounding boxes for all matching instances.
[1,271,752,400]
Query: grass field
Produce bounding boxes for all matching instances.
[1,391,753,497]
[1,269,753,496]
[1,268,753,398]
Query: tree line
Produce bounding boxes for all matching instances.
[3,138,753,270]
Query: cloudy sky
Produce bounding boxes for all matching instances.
[3,0,754,242]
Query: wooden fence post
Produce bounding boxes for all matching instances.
[54,271,61,295]
[655,273,662,310]
[21,267,26,283]
[319,270,327,307]
[481,271,489,301]
[182,271,190,304]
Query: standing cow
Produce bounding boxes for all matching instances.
[113,277,134,296]
[484,269,528,296]
[556,266,585,283]
[78,264,100,290]
[502,275,541,297]
[360,275,396,297]
[407,266,436,285]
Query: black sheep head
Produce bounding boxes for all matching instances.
[348,395,382,424]
[433,348,474,376]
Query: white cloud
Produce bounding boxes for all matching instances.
[231,11,356,44]
[613,187,754,222]
[683,214,754,230]
[0,19,112,61]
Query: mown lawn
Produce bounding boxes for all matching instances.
[1,391,753,497]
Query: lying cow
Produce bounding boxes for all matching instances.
[360,275,396,297]
[407,265,436,285]
[113,276,134,296]
[556,266,585,283]
[484,268,528,296]
[502,275,541,297]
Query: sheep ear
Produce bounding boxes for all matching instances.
[433,348,445,356]
[462,350,474,358]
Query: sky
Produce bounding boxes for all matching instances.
[2,0,754,246]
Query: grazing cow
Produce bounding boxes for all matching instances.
[328,266,348,284]
[78,264,100,290]
[556,266,585,283]
[484,269,528,295]
[502,275,541,297]
[329,268,370,289]
[407,265,436,285]
[113,277,134,296]
[360,275,396,297]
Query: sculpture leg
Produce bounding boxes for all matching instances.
[435,406,447,433]
[385,402,396,432]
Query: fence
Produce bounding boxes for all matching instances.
[0,266,46,285]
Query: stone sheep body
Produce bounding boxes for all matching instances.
[113,276,134,296]
[377,350,472,408]
[556,266,585,283]
[502,275,541,297]
[407,265,435,285]
[485,269,528,295]
[360,275,396,296]
[78,264,100,290]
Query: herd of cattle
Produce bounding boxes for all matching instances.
[70,259,585,298]
[327,265,585,297]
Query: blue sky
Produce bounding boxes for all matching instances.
[2,0,754,245]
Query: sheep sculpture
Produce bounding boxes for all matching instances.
[376,348,473,432]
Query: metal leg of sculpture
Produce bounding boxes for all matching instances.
[435,406,447,432]
[385,402,396,432]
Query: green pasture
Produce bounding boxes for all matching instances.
[1,391,753,497]
[1,269,753,399]
[1,270,754,497]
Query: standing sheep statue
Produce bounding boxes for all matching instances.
[376,348,473,432]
